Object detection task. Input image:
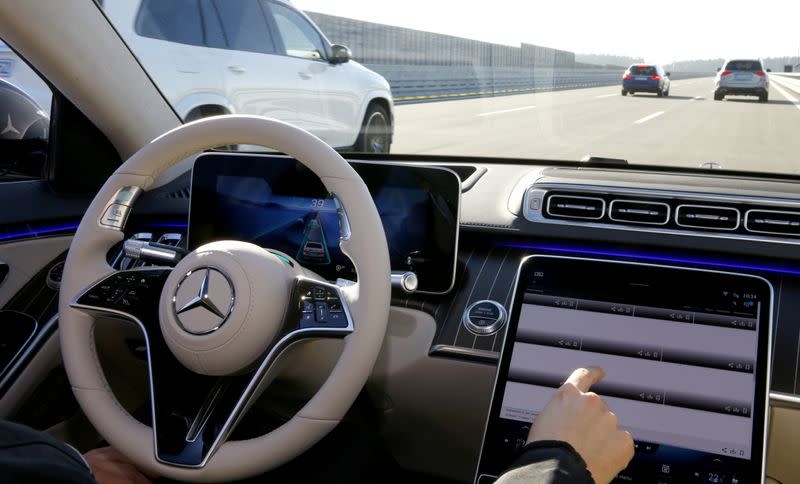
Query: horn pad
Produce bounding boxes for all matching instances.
[159,241,294,375]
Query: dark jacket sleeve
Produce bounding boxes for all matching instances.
[495,440,595,484]
[0,420,96,484]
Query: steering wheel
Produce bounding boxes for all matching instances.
[57,116,391,481]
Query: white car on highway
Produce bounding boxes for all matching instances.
[714,59,770,102]
[103,0,394,152]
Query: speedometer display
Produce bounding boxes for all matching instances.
[188,154,460,293]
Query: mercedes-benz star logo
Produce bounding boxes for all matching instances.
[172,267,234,335]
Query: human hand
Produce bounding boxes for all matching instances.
[528,367,634,484]
[84,447,158,484]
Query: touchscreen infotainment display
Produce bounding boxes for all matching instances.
[188,154,460,293]
[476,256,772,484]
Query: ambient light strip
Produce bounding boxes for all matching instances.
[0,220,188,243]
[0,223,80,242]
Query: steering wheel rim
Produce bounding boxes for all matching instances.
[57,115,391,481]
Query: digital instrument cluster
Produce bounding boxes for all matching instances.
[188,154,460,294]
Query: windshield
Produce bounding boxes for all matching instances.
[629,66,657,75]
[100,0,800,175]
[725,60,762,72]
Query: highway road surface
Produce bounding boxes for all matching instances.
[392,76,800,174]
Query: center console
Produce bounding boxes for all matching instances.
[476,256,772,484]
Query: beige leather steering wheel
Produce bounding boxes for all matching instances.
[57,115,391,481]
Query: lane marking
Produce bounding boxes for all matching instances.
[689,96,703,102]
[595,93,618,98]
[771,82,800,112]
[634,111,665,124]
[477,105,537,117]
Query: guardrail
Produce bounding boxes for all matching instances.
[769,73,800,96]
[365,64,712,104]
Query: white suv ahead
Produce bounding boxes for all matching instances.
[103,0,394,152]
[714,59,770,103]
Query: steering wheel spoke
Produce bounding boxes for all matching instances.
[149,275,355,467]
[149,356,252,467]
[147,274,354,467]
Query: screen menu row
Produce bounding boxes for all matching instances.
[502,301,759,456]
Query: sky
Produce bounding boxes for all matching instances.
[294,0,800,64]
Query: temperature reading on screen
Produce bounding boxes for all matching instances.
[310,199,326,209]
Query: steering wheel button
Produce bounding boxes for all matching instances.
[105,288,125,303]
[301,311,315,324]
[300,298,314,312]
[100,203,130,229]
[313,287,327,300]
[112,186,143,206]
[124,289,140,304]
[315,302,328,322]
[327,311,346,326]
[327,299,342,312]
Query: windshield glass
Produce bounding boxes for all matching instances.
[725,60,762,72]
[101,0,800,174]
[629,66,657,75]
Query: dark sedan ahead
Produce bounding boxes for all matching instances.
[622,64,671,97]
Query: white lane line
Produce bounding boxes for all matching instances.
[477,105,536,117]
[595,93,618,98]
[634,111,665,124]
[689,96,702,102]
[772,82,800,112]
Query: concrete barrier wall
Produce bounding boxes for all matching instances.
[307,11,711,103]
[308,12,575,68]
[365,64,712,103]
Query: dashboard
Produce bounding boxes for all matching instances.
[108,155,800,484]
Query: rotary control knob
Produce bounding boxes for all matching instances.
[46,261,65,290]
[462,300,507,335]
